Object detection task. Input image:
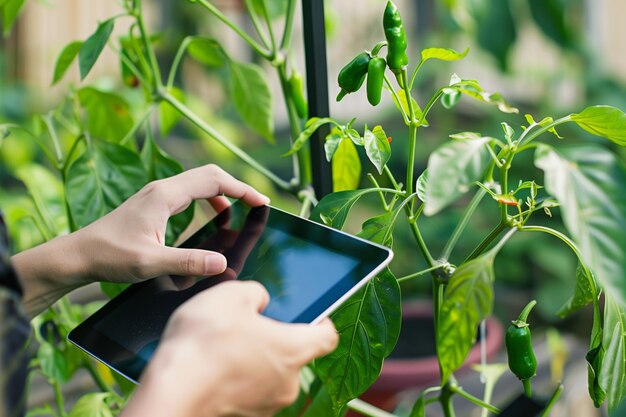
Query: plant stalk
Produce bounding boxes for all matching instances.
[397,263,446,283]
[464,222,507,262]
[440,188,486,260]
[347,398,398,417]
[52,379,67,417]
[160,91,294,192]
[279,0,297,51]
[450,384,501,414]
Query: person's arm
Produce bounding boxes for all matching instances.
[120,281,338,417]
[11,164,270,317]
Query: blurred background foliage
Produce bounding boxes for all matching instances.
[0,0,624,388]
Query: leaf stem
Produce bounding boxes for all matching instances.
[540,384,564,417]
[440,383,456,417]
[243,0,271,49]
[450,384,501,414]
[52,379,67,417]
[166,36,192,89]
[384,165,402,192]
[367,173,389,211]
[259,0,277,54]
[440,188,486,260]
[120,104,155,146]
[347,398,398,417]
[194,0,271,60]
[384,74,409,125]
[132,3,162,89]
[397,263,447,283]
[160,90,294,192]
[41,112,63,164]
[419,88,445,125]
[464,222,507,262]
[409,59,425,90]
[279,0,297,50]
[410,221,435,267]
[517,116,572,147]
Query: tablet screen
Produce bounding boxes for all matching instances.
[69,201,392,382]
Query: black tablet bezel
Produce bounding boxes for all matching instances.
[68,202,393,383]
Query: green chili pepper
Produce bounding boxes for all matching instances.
[366,57,386,106]
[288,70,308,119]
[505,300,538,397]
[383,1,408,86]
[337,52,371,102]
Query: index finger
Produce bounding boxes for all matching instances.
[188,165,270,207]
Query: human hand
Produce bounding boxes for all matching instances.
[122,281,339,417]
[11,164,269,316]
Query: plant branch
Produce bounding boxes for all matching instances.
[166,36,193,89]
[450,385,501,414]
[367,173,389,211]
[280,0,297,51]
[517,116,572,147]
[384,74,409,125]
[409,59,425,90]
[440,188,486,260]
[194,0,272,60]
[243,0,271,49]
[259,0,277,54]
[132,3,162,89]
[397,263,446,283]
[160,90,294,192]
[347,398,398,417]
[120,104,155,146]
[409,221,435,267]
[464,221,507,262]
[52,379,67,417]
[384,165,402,191]
[540,384,564,417]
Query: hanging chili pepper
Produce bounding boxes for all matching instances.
[367,57,386,106]
[505,300,538,397]
[288,70,308,119]
[383,1,408,87]
[336,52,371,101]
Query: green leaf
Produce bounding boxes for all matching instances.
[416,169,428,202]
[37,342,69,382]
[311,189,368,229]
[535,145,626,308]
[100,282,130,299]
[587,337,606,408]
[557,263,595,318]
[601,295,626,413]
[571,105,626,146]
[332,139,361,192]
[363,126,391,175]
[67,393,114,417]
[449,131,482,140]
[316,269,401,409]
[228,60,274,142]
[356,211,395,247]
[15,163,67,236]
[158,87,185,136]
[528,0,574,48]
[421,47,469,62]
[437,252,495,382]
[52,41,83,85]
[424,137,491,216]
[451,78,518,113]
[141,136,194,245]
[79,18,115,80]
[301,385,346,417]
[285,117,334,156]
[187,36,226,67]
[440,89,461,109]
[78,87,134,142]
[324,131,343,162]
[2,0,24,37]
[65,140,147,228]
[251,0,289,20]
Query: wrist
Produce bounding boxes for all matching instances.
[11,232,89,317]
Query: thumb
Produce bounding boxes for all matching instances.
[282,319,339,365]
[153,247,227,277]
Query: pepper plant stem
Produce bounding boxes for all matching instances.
[347,398,398,417]
[440,188,486,260]
[160,91,294,192]
[52,379,67,417]
[465,222,508,262]
[133,2,162,89]
[397,263,445,283]
[450,385,501,414]
[279,0,296,50]
[194,0,272,60]
[243,0,271,49]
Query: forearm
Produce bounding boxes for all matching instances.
[11,232,88,317]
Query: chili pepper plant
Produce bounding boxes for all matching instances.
[2,0,626,416]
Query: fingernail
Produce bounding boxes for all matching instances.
[205,254,227,274]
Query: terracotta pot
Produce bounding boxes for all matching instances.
[351,301,504,413]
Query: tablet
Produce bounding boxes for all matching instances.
[68,201,393,383]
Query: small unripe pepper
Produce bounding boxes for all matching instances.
[288,70,308,119]
[383,1,408,85]
[336,52,371,101]
[505,300,538,397]
[366,57,386,106]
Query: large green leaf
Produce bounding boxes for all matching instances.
[65,140,147,228]
[535,144,626,308]
[310,189,369,229]
[2,0,25,37]
[571,105,626,146]
[52,41,83,85]
[141,136,194,246]
[424,137,490,216]
[301,386,346,417]
[78,87,134,142]
[601,295,626,413]
[332,139,361,192]
[37,342,69,383]
[67,393,113,417]
[356,211,395,247]
[421,47,469,62]
[528,0,574,48]
[79,18,115,80]
[15,163,67,236]
[228,60,274,142]
[437,252,495,382]
[363,126,391,175]
[315,269,401,410]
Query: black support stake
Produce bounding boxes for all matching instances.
[302,0,333,199]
